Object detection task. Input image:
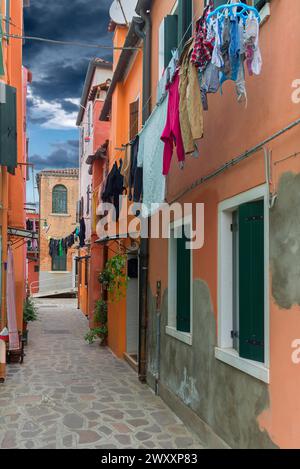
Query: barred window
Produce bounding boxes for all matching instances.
[52,185,68,214]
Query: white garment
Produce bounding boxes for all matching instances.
[245,16,262,75]
[210,19,224,69]
[137,95,169,217]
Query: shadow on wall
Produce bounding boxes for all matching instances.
[147,279,277,449]
[270,172,300,309]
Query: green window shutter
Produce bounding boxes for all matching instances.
[178,0,193,53]
[0,85,17,174]
[52,185,68,214]
[52,252,67,272]
[176,231,191,333]
[254,0,267,10]
[238,200,264,363]
[164,15,178,69]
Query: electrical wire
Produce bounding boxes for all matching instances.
[2,33,141,51]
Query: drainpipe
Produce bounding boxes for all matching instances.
[138,7,151,383]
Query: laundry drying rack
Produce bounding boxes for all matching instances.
[207,2,261,23]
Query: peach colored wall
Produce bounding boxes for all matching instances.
[147,0,300,448]
[105,26,143,358]
[0,2,27,330]
[110,26,143,170]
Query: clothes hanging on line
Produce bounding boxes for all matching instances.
[79,217,86,247]
[157,49,179,105]
[120,144,131,189]
[137,93,169,217]
[101,160,125,221]
[48,231,76,258]
[179,37,204,155]
[161,70,185,176]
[128,136,143,203]
[191,2,215,73]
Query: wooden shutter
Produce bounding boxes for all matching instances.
[238,200,264,363]
[52,252,67,272]
[52,185,67,214]
[0,85,17,174]
[164,15,178,69]
[176,230,191,333]
[129,100,139,141]
[178,0,193,53]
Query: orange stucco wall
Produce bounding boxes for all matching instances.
[147,0,300,448]
[0,2,27,331]
[105,25,143,359]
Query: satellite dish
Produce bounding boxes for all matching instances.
[109,0,138,25]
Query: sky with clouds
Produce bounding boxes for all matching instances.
[24,0,113,202]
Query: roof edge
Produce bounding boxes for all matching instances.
[76,59,113,126]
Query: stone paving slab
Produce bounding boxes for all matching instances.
[0,299,203,449]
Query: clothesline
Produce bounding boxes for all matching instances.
[93,1,262,219]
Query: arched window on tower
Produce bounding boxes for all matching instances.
[52,185,68,214]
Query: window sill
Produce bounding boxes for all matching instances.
[50,213,70,217]
[165,326,192,346]
[48,271,69,274]
[215,347,270,384]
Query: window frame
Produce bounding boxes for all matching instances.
[216,184,270,383]
[129,98,139,141]
[167,215,193,346]
[52,184,68,215]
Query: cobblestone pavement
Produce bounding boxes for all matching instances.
[0,299,203,449]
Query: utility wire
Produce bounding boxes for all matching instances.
[2,33,141,51]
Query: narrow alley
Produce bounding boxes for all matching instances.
[0,299,203,450]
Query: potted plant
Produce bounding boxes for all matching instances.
[23,298,38,345]
[94,299,108,325]
[84,326,108,346]
[98,254,128,302]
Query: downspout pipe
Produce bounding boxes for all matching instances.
[138,7,151,383]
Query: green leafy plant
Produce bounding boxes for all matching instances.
[84,326,108,345]
[98,254,128,302]
[23,298,38,324]
[94,299,108,325]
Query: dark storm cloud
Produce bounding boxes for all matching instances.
[30,140,79,170]
[24,0,112,103]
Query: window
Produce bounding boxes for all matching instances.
[52,252,67,272]
[52,185,68,214]
[34,265,39,273]
[129,99,139,141]
[159,0,193,76]
[167,217,193,345]
[217,185,269,383]
[86,185,90,215]
[87,103,92,136]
